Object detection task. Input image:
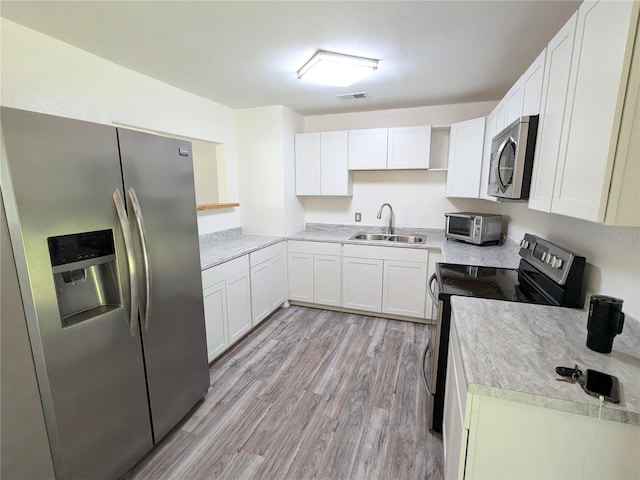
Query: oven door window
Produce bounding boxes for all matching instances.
[447,216,472,236]
[494,136,516,193]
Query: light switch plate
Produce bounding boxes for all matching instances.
[355,212,362,222]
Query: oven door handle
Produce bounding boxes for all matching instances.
[428,273,438,303]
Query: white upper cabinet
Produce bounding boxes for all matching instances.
[348,126,431,170]
[387,126,431,169]
[521,49,546,116]
[295,131,351,196]
[445,117,487,198]
[495,99,508,132]
[504,48,546,128]
[348,128,388,170]
[505,83,524,127]
[529,12,578,213]
[320,131,351,195]
[551,1,639,224]
[479,107,499,201]
[295,133,321,195]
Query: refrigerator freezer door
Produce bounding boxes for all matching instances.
[117,128,209,442]
[0,108,153,479]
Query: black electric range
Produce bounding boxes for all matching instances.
[425,233,586,433]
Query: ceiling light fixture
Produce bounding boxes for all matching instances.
[297,50,378,87]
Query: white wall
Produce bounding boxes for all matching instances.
[503,203,640,321]
[236,106,304,235]
[0,19,239,234]
[303,102,500,228]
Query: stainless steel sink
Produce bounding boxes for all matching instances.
[351,233,389,241]
[387,234,425,244]
[349,232,426,244]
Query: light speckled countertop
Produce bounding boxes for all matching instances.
[287,223,521,268]
[451,296,640,425]
[200,223,521,271]
[200,228,283,270]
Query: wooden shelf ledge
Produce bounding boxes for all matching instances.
[197,203,240,211]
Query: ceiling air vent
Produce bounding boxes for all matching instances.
[336,92,368,100]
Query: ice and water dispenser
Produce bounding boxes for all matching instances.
[47,229,121,327]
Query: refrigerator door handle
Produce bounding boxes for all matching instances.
[113,188,139,336]
[128,187,152,330]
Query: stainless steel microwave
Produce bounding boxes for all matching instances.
[445,212,503,245]
[488,115,539,199]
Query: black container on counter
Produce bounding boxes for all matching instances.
[586,295,625,353]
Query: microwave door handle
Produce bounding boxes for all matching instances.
[113,188,139,337]
[494,137,513,193]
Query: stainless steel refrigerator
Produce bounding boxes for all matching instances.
[0,107,209,479]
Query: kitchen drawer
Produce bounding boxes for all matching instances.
[342,243,428,263]
[249,241,285,267]
[287,240,341,255]
[202,255,249,289]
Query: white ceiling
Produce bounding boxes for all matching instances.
[0,1,581,116]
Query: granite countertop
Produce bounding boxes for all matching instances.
[200,228,283,270]
[451,296,640,425]
[288,223,521,268]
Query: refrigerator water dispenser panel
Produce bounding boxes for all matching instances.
[47,229,121,327]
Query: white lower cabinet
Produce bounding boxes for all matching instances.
[382,260,427,317]
[202,281,228,363]
[313,254,341,306]
[202,255,251,363]
[341,244,429,319]
[225,270,252,344]
[250,241,285,326]
[342,256,384,312]
[287,252,314,302]
[445,311,640,479]
[287,241,342,307]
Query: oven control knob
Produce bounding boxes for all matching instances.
[520,239,530,249]
[541,252,549,262]
[552,257,563,269]
[545,254,553,264]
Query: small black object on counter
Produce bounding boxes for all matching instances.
[587,295,625,353]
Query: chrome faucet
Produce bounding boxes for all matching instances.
[377,203,393,235]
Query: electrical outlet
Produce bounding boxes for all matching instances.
[355,212,362,222]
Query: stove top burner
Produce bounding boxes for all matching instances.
[443,278,500,296]
[436,263,552,305]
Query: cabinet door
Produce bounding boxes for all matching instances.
[521,49,546,116]
[288,252,314,303]
[528,13,578,213]
[552,0,637,221]
[321,131,351,195]
[268,254,285,311]
[203,281,228,363]
[226,270,252,344]
[387,126,431,169]
[250,261,271,326]
[443,342,468,480]
[314,254,341,306]
[341,257,383,312]
[348,128,388,170]
[479,108,499,201]
[382,260,428,318]
[495,99,508,131]
[446,117,487,198]
[505,83,524,126]
[295,133,321,195]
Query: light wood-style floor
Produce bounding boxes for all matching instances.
[126,306,444,480]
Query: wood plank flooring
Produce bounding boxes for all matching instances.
[126,306,444,480]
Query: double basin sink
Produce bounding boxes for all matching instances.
[349,232,426,244]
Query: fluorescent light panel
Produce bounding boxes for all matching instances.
[297,50,378,87]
